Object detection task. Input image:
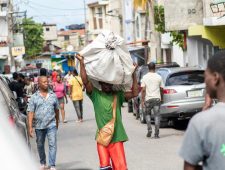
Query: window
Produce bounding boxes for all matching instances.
[64,35,70,41]
[46,28,50,31]
[166,71,205,86]
[97,7,103,17]
[92,7,97,29]
[1,3,7,11]
[157,70,169,83]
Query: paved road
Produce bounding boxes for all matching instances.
[31,95,186,170]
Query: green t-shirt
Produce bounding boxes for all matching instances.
[88,88,128,143]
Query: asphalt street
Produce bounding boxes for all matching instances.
[30,94,186,170]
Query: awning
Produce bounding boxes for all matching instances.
[188,25,225,49]
[0,55,8,59]
[211,0,225,5]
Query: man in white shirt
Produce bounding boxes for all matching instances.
[141,62,164,138]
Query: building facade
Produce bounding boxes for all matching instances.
[165,0,225,68]
[86,0,123,41]
[0,0,14,73]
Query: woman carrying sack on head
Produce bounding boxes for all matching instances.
[75,53,139,170]
[69,69,84,122]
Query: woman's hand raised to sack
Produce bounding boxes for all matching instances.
[75,53,83,61]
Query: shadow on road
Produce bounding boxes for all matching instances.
[173,119,190,131]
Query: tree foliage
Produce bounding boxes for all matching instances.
[154,5,185,50]
[21,18,44,57]
[154,5,165,33]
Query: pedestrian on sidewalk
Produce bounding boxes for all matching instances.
[69,69,84,122]
[75,53,138,170]
[53,75,68,123]
[179,51,225,170]
[27,76,59,170]
[141,62,164,138]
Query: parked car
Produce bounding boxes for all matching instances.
[0,75,30,147]
[0,108,38,170]
[138,67,205,126]
[128,62,180,118]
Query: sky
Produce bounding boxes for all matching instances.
[14,0,87,29]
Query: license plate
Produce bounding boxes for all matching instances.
[187,90,203,98]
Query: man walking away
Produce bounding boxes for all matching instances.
[27,76,59,170]
[141,62,164,138]
[179,51,225,170]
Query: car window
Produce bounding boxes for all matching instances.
[157,70,169,83]
[166,70,204,86]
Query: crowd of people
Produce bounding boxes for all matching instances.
[9,68,84,124]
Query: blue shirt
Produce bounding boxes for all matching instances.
[27,90,59,129]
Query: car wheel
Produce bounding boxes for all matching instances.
[128,100,133,113]
[139,105,146,124]
[160,120,168,128]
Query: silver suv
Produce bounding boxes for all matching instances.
[156,67,205,125]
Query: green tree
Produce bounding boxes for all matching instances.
[154,5,185,50]
[21,18,44,57]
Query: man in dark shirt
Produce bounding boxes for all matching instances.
[9,72,24,98]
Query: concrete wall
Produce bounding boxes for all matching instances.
[164,0,203,31]
[107,0,123,36]
[87,0,123,40]
[52,33,80,50]
[187,37,215,68]
[43,25,57,41]
[171,45,185,67]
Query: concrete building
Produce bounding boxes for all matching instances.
[52,29,85,51]
[43,23,57,41]
[0,0,13,73]
[165,0,225,68]
[86,0,123,41]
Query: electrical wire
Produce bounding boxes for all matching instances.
[32,14,85,18]
[29,1,85,11]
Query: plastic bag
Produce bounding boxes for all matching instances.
[80,30,134,91]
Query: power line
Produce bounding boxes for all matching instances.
[29,1,85,11]
[32,14,85,18]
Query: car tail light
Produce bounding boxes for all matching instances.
[167,106,179,109]
[8,115,15,126]
[163,89,177,94]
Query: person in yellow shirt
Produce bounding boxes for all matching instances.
[69,69,84,122]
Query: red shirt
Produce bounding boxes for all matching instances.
[52,71,58,82]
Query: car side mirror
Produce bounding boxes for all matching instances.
[13,91,17,99]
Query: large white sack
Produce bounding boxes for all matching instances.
[80,30,135,90]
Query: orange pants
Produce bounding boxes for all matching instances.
[97,142,127,170]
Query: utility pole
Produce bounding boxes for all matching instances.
[83,0,88,45]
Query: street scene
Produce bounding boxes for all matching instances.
[30,96,185,170]
[1,0,225,170]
